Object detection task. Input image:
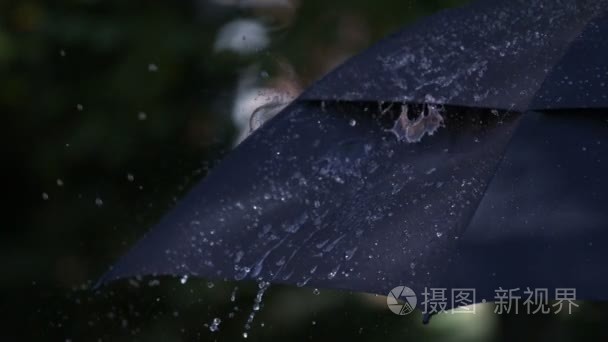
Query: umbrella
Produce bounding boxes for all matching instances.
[98,0,608,317]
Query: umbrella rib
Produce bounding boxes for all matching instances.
[454,114,526,243]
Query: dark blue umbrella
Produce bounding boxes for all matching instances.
[98,0,608,317]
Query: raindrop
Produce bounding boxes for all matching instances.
[180,275,189,284]
[138,112,147,121]
[95,197,103,207]
[76,104,83,111]
[313,288,320,295]
[127,173,135,182]
[275,257,286,266]
[349,119,357,127]
[260,70,269,79]
[207,281,215,288]
[41,193,49,200]
[230,287,238,302]
[148,63,158,72]
[242,332,248,338]
[235,266,251,280]
[327,265,341,279]
[234,250,245,263]
[436,232,443,238]
[209,318,221,332]
[344,247,358,261]
[59,49,66,57]
[243,281,269,336]
[56,179,64,187]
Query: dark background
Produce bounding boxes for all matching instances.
[2,0,607,340]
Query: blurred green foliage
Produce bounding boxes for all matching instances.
[3,0,608,341]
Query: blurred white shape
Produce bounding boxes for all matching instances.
[214,19,269,55]
[231,68,294,144]
[212,0,295,9]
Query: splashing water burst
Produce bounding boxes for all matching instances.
[390,103,444,143]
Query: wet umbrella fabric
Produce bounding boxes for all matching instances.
[98,0,608,309]
[302,0,608,111]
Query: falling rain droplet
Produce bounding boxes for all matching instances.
[243,281,269,336]
[76,104,83,111]
[127,173,135,182]
[207,281,215,288]
[313,288,320,295]
[42,193,49,200]
[138,112,147,121]
[95,197,103,207]
[242,332,248,338]
[349,119,357,127]
[56,179,64,187]
[209,318,221,332]
[180,275,189,284]
[148,63,158,72]
[436,232,443,238]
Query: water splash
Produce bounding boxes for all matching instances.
[390,104,444,143]
[243,281,270,337]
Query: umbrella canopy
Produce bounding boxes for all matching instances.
[99,0,608,312]
[301,0,608,111]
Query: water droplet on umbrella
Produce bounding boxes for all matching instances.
[344,247,358,260]
[328,265,341,279]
